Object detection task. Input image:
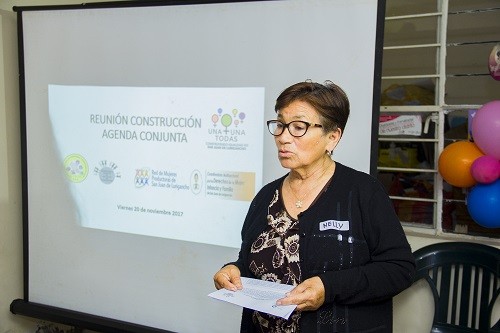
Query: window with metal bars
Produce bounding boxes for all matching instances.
[378,0,500,238]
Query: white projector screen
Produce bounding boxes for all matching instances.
[12,1,385,332]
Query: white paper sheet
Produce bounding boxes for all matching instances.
[208,277,297,319]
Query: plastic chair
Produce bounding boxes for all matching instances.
[413,242,500,333]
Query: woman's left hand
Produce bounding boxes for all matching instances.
[276,276,325,311]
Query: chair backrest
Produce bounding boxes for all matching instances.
[413,242,500,333]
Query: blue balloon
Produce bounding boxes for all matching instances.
[467,179,500,228]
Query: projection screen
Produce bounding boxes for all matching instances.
[11,0,385,332]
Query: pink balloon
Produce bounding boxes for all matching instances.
[489,44,500,80]
[471,100,500,159]
[471,155,500,184]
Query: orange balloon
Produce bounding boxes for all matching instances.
[438,141,484,187]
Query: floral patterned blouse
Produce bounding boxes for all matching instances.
[248,187,302,332]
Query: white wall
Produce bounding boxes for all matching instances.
[0,1,498,333]
[0,8,40,333]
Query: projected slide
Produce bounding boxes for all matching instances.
[48,85,264,248]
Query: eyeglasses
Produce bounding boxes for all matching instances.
[266,120,323,138]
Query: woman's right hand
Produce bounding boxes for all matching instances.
[213,264,242,291]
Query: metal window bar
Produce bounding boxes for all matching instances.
[382,2,499,236]
[380,0,448,229]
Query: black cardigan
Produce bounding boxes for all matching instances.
[230,162,415,333]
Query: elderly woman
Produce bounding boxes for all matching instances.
[213,81,415,333]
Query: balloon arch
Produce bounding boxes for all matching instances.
[438,100,500,228]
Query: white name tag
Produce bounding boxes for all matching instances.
[319,220,349,231]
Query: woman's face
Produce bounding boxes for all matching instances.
[274,100,339,172]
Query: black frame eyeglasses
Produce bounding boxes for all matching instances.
[266,120,323,138]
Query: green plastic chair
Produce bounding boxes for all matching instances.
[413,242,500,333]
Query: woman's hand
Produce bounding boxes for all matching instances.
[213,264,242,291]
[276,276,325,311]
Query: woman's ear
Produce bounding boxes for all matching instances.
[327,128,342,153]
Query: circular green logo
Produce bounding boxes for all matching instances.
[221,114,232,128]
[63,154,89,183]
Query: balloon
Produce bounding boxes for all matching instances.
[467,179,500,228]
[438,141,484,187]
[471,100,500,159]
[471,155,500,184]
[489,44,500,81]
